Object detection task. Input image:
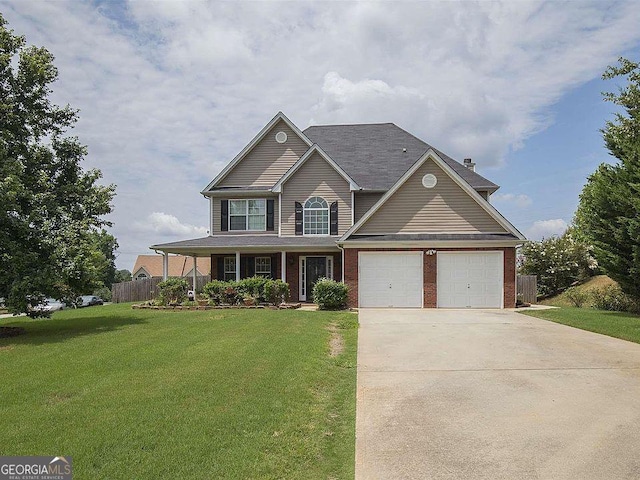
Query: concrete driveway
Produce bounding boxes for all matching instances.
[356,309,640,480]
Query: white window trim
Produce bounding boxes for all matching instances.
[299,256,334,301]
[303,196,330,236]
[255,256,271,276]
[228,198,267,232]
[224,256,236,281]
[300,257,306,300]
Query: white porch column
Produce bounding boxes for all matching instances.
[281,251,286,281]
[162,252,168,280]
[192,256,197,291]
[235,251,240,282]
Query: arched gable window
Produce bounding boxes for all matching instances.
[304,197,329,235]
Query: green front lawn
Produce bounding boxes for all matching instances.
[0,304,357,479]
[521,307,640,344]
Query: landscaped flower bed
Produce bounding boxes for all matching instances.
[132,303,301,310]
[133,276,295,310]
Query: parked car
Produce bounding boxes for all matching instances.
[29,298,66,315]
[77,295,104,308]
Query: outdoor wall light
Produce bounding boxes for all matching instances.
[425,249,437,256]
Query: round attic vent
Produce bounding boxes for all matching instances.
[422,174,437,188]
[275,131,288,143]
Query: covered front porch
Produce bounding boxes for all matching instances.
[150,236,342,302]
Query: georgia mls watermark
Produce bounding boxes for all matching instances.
[0,456,72,480]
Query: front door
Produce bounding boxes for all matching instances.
[306,257,327,302]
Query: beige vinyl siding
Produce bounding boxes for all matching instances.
[219,120,309,187]
[357,159,507,234]
[212,196,279,235]
[281,152,352,236]
[354,192,384,222]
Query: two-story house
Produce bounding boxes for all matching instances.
[151,112,525,308]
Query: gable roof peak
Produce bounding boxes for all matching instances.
[340,149,525,241]
[202,111,312,193]
[272,143,360,192]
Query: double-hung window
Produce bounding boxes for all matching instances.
[304,197,329,235]
[224,257,236,281]
[229,199,266,231]
[255,257,271,277]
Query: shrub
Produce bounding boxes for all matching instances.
[203,280,241,305]
[263,279,290,306]
[564,286,589,308]
[93,286,112,302]
[590,284,636,312]
[519,228,597,297]
[156,278,189,305]
[203,280,227,305]
[312,278,348,310]
[204,278,290,306]
[223,285,241,305]
[235,276,269,303]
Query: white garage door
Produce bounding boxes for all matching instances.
[359,252,423,308]
[437,252,504,308]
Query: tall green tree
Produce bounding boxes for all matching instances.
[0,14,115,313]
[114,269,132,283]
[575,57,640,301]
[92,229,118,289]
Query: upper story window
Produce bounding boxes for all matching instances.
[229,199,266,231]
[304,196,329,235]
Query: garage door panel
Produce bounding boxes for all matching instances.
[437,252,503,308]
[359,252,422,308]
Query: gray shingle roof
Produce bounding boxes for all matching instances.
[151,235,339,250]
[208,185,272,191]
[345,233,519,242]
[151,233,520,252]
[303,123,498,192]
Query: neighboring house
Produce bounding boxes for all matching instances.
[132,255,211,281]
[151,112,525,308]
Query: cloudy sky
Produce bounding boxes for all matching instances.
[2,0,639,270]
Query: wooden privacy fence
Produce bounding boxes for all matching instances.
[517,275,537,304]
[112,276,210,304]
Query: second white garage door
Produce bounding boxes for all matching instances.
[437,251,504,308]
[359,252,423,308]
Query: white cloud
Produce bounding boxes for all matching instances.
[2,1,639,268]
[135,213,207,237]
[525,219,568,240]
[492,193,533,208]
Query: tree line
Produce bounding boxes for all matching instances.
[521,57,640,310]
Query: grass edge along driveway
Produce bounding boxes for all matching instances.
[0,304,357,479]
[520,307,640,345]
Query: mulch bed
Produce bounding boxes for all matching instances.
[0,326,27,339]
[132,303,301,311]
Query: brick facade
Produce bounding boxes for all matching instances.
[424,252,437,308]
[344,247,517,308]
